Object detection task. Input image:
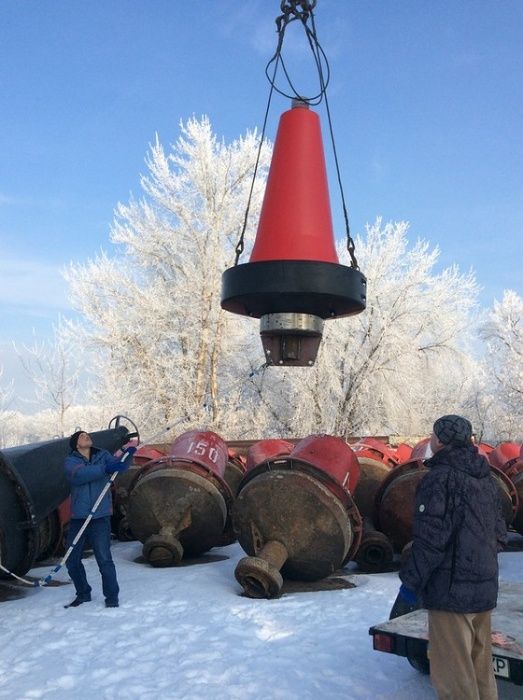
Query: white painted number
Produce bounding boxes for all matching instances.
[187,440,219,463]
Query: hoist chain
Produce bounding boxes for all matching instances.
[276,1,317,33]
[233,0,359,270]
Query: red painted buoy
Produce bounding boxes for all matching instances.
[232,434,362,598]
[250,103,338,263]
[221,101,366,366]
[127,431,233,567]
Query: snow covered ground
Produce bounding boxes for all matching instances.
[1,539,522,700]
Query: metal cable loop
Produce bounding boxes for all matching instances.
[232,0,358,269]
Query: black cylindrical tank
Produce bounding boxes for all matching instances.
[0,426,129,577]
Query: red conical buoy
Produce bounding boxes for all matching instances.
[221,101,366,366]
[251,102,338,263]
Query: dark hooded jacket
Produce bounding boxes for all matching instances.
[400,443,507,613]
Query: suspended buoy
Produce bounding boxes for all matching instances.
[221,101,366,366]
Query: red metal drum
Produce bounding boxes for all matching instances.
[394,443,413,464]
[477,442,494,457]
[352,456,391,521]
[487,443,521,471]
[290,434,360,495]
[112,446,166,541]
[168,430,229,479]
[246,439,294,472]
[36,496,72,562]
[352,437,399,468]
[134,445,166,465]
[216,450,248,547]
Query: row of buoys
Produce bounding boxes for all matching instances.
[112,431,523,599]
[2,428,521,598]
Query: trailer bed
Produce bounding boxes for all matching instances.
[369,581,523,686]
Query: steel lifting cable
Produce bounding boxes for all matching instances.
[0,421,184,588]
[233,0,359,270]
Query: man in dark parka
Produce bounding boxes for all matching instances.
[399,415,507,700]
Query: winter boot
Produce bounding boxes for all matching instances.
[64,593,92,608]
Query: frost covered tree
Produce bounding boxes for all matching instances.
[249,220,482,439]
[13,325,83,437]
[63,119,485,441]
[64,117,270,437]
[479,290,523,440]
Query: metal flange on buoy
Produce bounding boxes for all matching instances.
[232,434,362,598]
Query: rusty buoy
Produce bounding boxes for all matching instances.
[350,442,394,572]
[127,430,233,567]
[374,459,428,552]
[375,457,519,552]
[354,517,394,573]
[504,459,523,535]
[232,434,362,598]
[112,445,166,541]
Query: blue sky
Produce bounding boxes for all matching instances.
[1,1,522,398]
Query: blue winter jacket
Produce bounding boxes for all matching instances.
[400,443,507,613]
[64,447,122,519]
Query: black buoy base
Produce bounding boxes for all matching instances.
[220,260,367,319]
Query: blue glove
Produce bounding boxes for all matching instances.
[123,446,137,459]
[105,460,127,474]
[399,584,418,605]
[105,447,136,474]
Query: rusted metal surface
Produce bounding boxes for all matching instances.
[375,458,520,551]
[112,446,167,541]
[233,468,356,592]
[489,465,519,526]
[353,456,391,520]
[504,461,523,535]
[128,465,230,566]
[214,453,247,547]
[374,460,428,552]
[487,442,521,471]
[354,517,394,572]
[235,540,288,598]
[232,434,363,598]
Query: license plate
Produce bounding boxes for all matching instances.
[492,655,510,679]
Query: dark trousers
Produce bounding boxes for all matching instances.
[66,516,119,603]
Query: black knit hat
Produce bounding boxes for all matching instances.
[433,415,472,446]
[69,430,84,451]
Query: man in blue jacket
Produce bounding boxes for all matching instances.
[398,415,507,700]
[64,430,135,609]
